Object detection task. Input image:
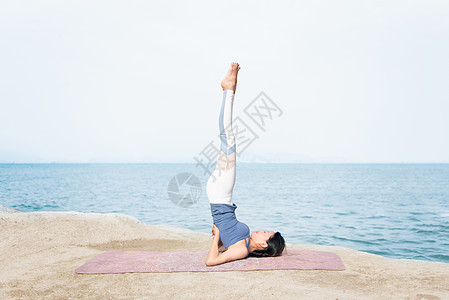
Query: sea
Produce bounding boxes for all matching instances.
[1,163,448,263]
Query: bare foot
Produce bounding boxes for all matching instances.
[221,62,240,93]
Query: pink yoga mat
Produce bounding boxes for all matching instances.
[75,249,345,274]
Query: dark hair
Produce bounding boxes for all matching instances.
[249,232,285,257]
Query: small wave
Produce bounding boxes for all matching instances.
[333,236,378,245]
[372,238,389,242]
[394,239,421,245]
[361,249,392,256]
[336,211,356,216]
[428,254,449,262]
[414,229,439,234]
[14,203,44,210]
[364,215,387,219]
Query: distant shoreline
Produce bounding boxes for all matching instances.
[1,162,449,164]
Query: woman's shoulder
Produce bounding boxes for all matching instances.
[226,240,250,257]
[229,237,250,254]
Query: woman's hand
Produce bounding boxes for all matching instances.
[211,224,220,238]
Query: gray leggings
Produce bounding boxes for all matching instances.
[206,89,237,205]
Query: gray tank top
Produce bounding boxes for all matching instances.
[210,203,251,256]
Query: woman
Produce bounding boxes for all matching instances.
[205,62,285,267]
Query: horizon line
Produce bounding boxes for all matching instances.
[1,162,448,164]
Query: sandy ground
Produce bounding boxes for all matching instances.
[1,210,448,300]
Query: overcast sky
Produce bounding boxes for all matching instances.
[1,0,448,163]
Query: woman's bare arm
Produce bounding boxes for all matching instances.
[206,241,247,266]
[206,234,220,265]
[206,228,246,266]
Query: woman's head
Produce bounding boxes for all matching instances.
[249,230,285,257]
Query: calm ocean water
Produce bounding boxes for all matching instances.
[1,163,448,263]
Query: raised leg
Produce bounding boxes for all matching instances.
[206,63,240,205]
[217,89,237,171]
